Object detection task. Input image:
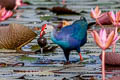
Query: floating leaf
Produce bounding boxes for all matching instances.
[0,23,37,50]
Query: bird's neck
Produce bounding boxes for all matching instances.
[51,27,56,36]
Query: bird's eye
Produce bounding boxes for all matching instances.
[45,28,47,29]
[80,16,84,20]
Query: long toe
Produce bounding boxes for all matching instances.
[64,61,71,65]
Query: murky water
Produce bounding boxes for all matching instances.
[0,0,120,80]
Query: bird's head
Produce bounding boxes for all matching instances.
[72,16,88,28]
[80,16,87,22]
[73,16,95,30]
[73,16,87,25]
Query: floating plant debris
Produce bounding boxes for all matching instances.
[36,6,80,15]
[23,1,32,5]
[35,45,58,53]
[0,23,37,50]
[100,53,120,66]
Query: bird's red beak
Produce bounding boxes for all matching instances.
[40,24,47,38]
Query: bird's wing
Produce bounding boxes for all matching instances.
[51,26,74,48]
[54,25,75,41]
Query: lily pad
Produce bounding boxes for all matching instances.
[19,55,37,61]
[40,16,53,21]
[31,45,40,50]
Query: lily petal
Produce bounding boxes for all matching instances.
[0,8,6,17]
[91,30,103,49]
[105,30,115,49]
[108,11,116,24]
[112,36,120,44]
[116,11,120,25]
[90,6,101,19]
[99,28,103,38]
[90,8,96,19]
[95,6,101,17]
[101,29,107,45]
[112,32,120,44]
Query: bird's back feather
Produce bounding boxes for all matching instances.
[51,18,88,49]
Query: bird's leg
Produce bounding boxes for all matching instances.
[64,61,70,65]
[79,53,83,61]
[63,50,70,64]
[40,47,43,54]
[40,48,45,60]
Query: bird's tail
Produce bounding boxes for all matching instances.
[87,22,96,29]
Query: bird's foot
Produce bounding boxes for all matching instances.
[64,61,71,65]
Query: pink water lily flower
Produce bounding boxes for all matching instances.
[91,28,115,50]
[0,8,13,21]
[91,28,115,80]
[108,11,120,26]
[90,6,101,19]
[90,6,105,28]
[108,11,120,53]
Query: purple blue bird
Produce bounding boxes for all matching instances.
[42,17,94,64]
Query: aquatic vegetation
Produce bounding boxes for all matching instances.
[108,11,120,27]
[36,6,80,15]
[19,55,37,61]
[90,6,120,80]
[91,24,115,80]
[1,0,120,80]
[31,45,40,50]
[40,16,53,21]
[0,0,26,10]
[90,6,112,25]
[0,7,13,21]
[0,23,37,50]
[23,0,32,5]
